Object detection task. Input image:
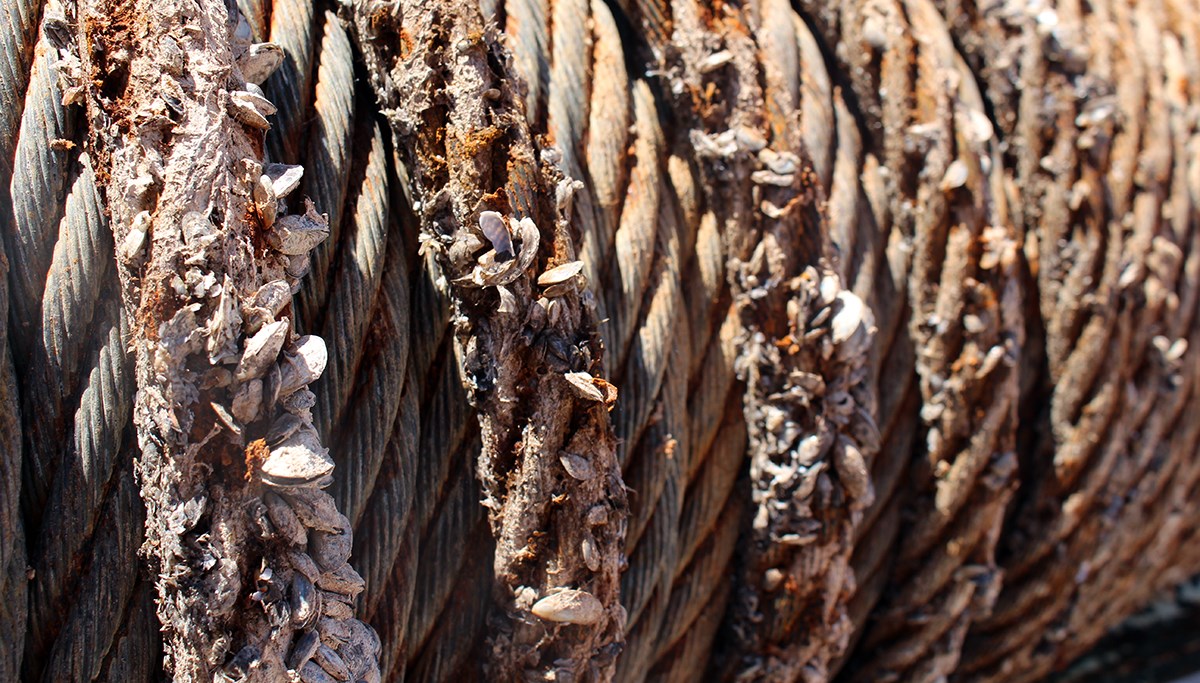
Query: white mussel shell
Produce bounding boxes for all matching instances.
[278,335,328,396]
[531,589,603,625]
[236,320,289,382]
[261,426,334,487]
[265,163,304,198]
[229,89,276,129]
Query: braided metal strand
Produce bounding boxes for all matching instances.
[26,297,134,678]
[295,10,358,331]
[263,0,316,165]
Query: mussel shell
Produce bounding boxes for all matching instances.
[260,427,334,487]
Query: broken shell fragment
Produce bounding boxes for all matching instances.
[530,589,604,625]
[240,42,284,84]
[272,204,330,255]
[210,401,242,436]
[564,372,605,402]
[278,335,329,397]
[260,427,334,487]
[478,210,513,257]
[231,379,263,423]
[229,89,277,129]
[235,319,289,382]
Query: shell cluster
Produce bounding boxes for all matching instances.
[192,20,379,683]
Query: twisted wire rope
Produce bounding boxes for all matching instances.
[2,10,161,681]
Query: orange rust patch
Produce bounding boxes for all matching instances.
[397,27,414,58]
[244,439,270,483]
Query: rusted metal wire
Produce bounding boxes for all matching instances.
[9,0,1200,681]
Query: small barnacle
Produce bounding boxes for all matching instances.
[260,426,334,487]
[581,535,600,572]
[564,372,605,402]
[941,159,970,191]
[120,211,151,263]
[228,89,277,129]
[239,42,285,85]
[559,451,594,480]
[530,589,603,625]
[271,201,330,255]
[235,319,289,382]
[265,163,304,198]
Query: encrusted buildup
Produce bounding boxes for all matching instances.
[345,2,630,680]
[66,1,378,680]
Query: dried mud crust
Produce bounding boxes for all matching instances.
[345,1,630,681]
[66,0,380,681]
